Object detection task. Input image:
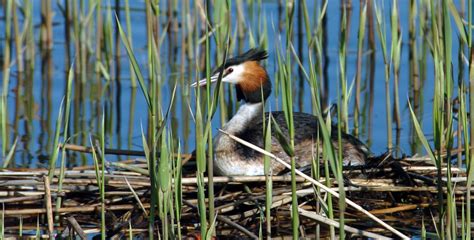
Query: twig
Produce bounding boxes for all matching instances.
[43,175,54,239]
[1,203,151,215]
[66,216,87,239]
[181,175,306,184]
[124,177,148,216]
[216,214,258,239]
[298,208,393,240]
[59,143,194,161]
[60,143,145,156]
[0,195,42,203]
[369,203,432,215]
[183,199,259,239]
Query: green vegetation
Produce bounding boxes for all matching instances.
[0,0,473,239]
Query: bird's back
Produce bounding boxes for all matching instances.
[214,111,368,175]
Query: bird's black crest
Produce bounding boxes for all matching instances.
[213,48,268,74]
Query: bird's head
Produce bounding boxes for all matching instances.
[191,48,271,103]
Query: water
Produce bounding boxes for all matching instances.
[0,0,462,168]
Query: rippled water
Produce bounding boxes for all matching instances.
[1,0,461,167]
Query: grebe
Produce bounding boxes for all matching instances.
[192,48,369,176]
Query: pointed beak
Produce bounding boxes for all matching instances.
[190,73,220,87]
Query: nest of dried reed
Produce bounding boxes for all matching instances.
[0,145,468,239]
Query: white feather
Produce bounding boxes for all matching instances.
[221,64,246,84]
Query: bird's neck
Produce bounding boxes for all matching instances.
[222,102,264,134]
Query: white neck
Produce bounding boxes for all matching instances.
[222,102,264,134]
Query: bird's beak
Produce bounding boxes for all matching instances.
[190,73,220,87]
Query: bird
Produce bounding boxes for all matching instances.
[192,48,369,176]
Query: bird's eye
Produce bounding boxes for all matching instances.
[227,68,234,73]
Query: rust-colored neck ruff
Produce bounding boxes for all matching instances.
[238,61,268,92]
[236,61,271,103]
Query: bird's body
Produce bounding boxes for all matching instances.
[213,103,368,176]
[192,48,369,176]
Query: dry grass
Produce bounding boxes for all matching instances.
[0,146,469,238]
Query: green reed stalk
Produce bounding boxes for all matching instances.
[47,98,64,180]
[455,0,467,169]
[354,2,367,136]
[390,0,401,132]
[157,85,178,238]
[441,2,457,238]
[263,114,272,239]
[70,1,80,153]
[1,0,12,157]
[300,0,312,43]
[338,7,348,133]
[149,46,159,240]
[2,137,17,169]
[336,6,350,238]
[209,2,227,236]
[100,113,106,239]
[280,3,299,236]
[24,0,34,83]
[1,205,4,238]
[278,52,299,238]
[116,18,151,108]
[195,87,207,239]
[90,115,106,239]
[40,0,52,50]
[468,61,474,239]
[11,1,22,140]
[408,0,422,154]
[468,0,474,238]
[116,11,161,237]
[308,51,337,238]
[78,2,87,87]
[408,100,443,238]
[96,0,103,97]
[411,0,428,155]
[174,144,183,239]
[23,0,35,141]
[184,0,193,63]
[127,88,137,149]
[374,1,393,150]
[316,0,328,105]
[159,128,170,239]
[0,96,5,159]
[213,0,230,126]
[459,81,470,239]
[235,0,245,50]
[443,0,474,239]
[124,0,136,87]
[192,2,208,239]
[429,1,449,236]
[293,44,330,237]
[307,1,332,236]
[203,11,213,238]
[104,0,113,60]
[55,64,74,221]
[11,1,22,83]
[469,0,473,46]
[148,19,159,240]
[199,8,232,238]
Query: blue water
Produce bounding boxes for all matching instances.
[1,0,464,167]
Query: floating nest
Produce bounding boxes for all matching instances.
[0,146,468,239]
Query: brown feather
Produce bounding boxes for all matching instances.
[238,61,269,92]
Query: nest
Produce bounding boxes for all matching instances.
[0,146,469,239]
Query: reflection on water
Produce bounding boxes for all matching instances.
[0,0,457,167]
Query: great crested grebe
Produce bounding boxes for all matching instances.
[192,48,369,176]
